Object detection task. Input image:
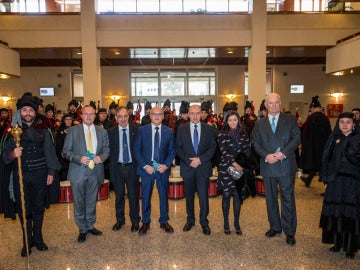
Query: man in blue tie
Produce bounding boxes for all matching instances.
[134,106,176,234]
[252,93,301,246]
[176,105,217,235]
[108,106,141,232]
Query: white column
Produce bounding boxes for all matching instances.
[248,0,267,112]
[81,0,102,105]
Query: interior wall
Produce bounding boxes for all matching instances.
[1,65,359,125]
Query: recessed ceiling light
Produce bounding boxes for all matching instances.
[114,51,120,55]
[77,52,82,55]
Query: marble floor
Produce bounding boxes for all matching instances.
[0,174,358,270]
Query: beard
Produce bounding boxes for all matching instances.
[21,114,36,125]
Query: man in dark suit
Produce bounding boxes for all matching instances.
[176,104,216,235]
[108,106,140,232]
[133,106,176,235]
[252,93,301,245]
[63,105,110,243]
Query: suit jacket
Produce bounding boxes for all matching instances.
[252,113,300,177]
[133,124,175,177]
[175,122,216,178]
[62,124,110,184]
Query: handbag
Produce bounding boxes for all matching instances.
[227,166,244,180]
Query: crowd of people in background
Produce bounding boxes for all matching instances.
[0,92,359,260]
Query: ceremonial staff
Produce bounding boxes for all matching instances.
[10,124,31,269]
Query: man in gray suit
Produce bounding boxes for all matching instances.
[252,93,300,245]
[63,105,110,243]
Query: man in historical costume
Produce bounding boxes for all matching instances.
[300,96,332,187]
[352,107,360,125]
[95,108,114,130]
[108,101,117,125]
[3,92,61,257]
[240,100,257,136]
[68,99,81,125]
[141,101,152,126]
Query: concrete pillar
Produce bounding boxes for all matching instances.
[81,0,102,105]
[248,0,267,112]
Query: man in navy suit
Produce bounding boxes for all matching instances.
[108,106,140,232]
[176,104,216,235]
[252,93,301,245]
[133,106,176,234]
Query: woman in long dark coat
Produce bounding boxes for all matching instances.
[217,110,251,235]
[319,112,360,259]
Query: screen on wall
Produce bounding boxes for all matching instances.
[39,87,55,96]
[290,84,304,94]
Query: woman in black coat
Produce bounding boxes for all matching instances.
[217,110,251,235]
[319,112,360,259]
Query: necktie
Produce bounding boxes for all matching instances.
[153,127,160,162]
[87,127,95,169]
[122,129,130,163]
[271,117,276,133]
[193,124,199,155]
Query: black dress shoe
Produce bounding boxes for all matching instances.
[139,223,150,235]
[183,222,195,232]
[329,246,341,252]
[88,227,103,235]
[33,242,48,251]
[160,222,174,233]
[224,230,231,235]
[112,221,125,231]
[21,246,31,257]
[131,222,140,232]
[346,252,355,259]
[265,229,282,237]
[78,233,87,243]
[235,229,243,235]
[202,225,211,235]
[286,235,296,245]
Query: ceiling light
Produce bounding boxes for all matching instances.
[114,52,120,55]
[76,52,82,55]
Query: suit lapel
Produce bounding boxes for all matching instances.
[79,125,87,152]
[95,127,101,155]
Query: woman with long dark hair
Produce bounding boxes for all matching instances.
[319,112,360,259]
[217,110,251,235]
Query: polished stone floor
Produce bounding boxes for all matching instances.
[0,174,358,270]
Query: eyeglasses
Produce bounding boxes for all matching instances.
[151,113,164,117]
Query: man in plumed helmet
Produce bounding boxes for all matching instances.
[109,101,117,124]
[141,101,152,126]
[45,104,59,132]
[240,100,257,136]
[300,95,331,187]
[95,108,114,130]
[3,92,60,257]
[162,99,176,132]
[68,99,80,124]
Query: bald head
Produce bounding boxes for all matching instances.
[265,93,281,116]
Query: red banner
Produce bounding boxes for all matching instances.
[327,104,343,118]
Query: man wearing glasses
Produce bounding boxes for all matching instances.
[134,106,176,235]
[63,105,110,243]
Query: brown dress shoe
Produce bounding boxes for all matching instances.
[139,223,150,235]
[160,222,174,233]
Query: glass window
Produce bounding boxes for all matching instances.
[160,71,186,96]
[183,0,205,13]
[72,72,83,98]
[207,0,228,12]
[229,0,249,12]
[98,0,114,13]
[188,70,215,96]
[114,0,137,12]
[131,72,159,96]
[160,0,183,12]
[137,0,160,12]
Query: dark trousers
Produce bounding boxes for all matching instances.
[111,162,140,224]
[222,190,241,230]
[19,169,48,246]
[183,171,209,226]
[263,175,297,236]
[141,172,169,224]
